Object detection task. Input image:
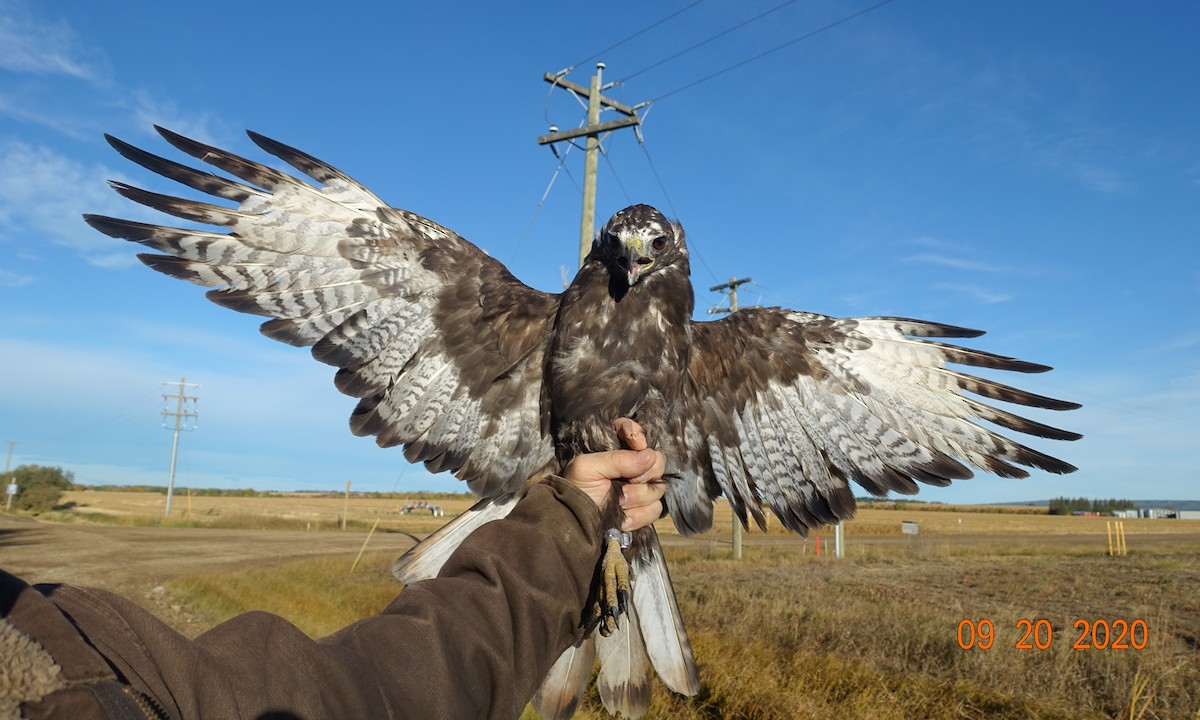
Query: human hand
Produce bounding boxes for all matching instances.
[563,418,667,532]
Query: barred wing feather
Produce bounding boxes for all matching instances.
[85,128,558,497]
[668,309,1079,535]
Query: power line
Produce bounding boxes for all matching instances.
[648,0,898,104]
[564,0,707,73]
[601,143,634,206]
[509,138,575,264]
[615,0,803,85]
[638,138,719,286]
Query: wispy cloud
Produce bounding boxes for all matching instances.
[0,140,142,268]
[0,2,223,148]
[1158,330,1200,353]
[906,253,1007,274]
[0,92,98,140]
[1036,139,1131,195]
[0,0,106,82]
[932,283,1012,305]
[128,92,223,147]
[903,236,1049,279]
[0,267,33,287]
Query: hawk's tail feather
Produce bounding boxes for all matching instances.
[532,636,596,720]
[391,492,519,583]
[631,528,700,696]
[595,600,652,718]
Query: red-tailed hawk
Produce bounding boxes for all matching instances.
[86,128,1079,719]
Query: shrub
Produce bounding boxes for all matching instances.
[3,464,74,512]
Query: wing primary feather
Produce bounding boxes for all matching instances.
[869,317,985,338]
[966,398,1083,441]
[248,130,356,187]
[108,182,247,226]
[946,369,1081,410]
[926,340,1054,373]
[154,125,306,192]
[85,215,226,246]
[103,133,262,202]
[999,439,1079,475]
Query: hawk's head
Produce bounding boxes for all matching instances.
[596,204,686,286]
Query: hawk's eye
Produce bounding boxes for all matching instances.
[651,236,668,252]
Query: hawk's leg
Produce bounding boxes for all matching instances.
[594,528,632,636]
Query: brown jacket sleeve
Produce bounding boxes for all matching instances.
[3,477,602,720]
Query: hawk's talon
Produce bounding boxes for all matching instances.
[594,533,631,637]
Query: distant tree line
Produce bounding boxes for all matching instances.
[1048,496,1136,515]
[71,485,475,500]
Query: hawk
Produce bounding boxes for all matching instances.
[86,128,1079,719]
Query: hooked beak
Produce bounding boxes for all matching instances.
[622,238,654,286]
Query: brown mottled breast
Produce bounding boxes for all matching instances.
[547,257,694,465]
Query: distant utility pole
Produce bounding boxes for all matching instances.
[161,378,199,517]
[538,63,645,268]
[709,277,754,561]
[4,440,16,511]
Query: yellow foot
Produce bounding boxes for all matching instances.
[595,529,631,637]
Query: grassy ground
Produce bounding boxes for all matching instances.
[34,492,1200,717]
[165,531,1200,720]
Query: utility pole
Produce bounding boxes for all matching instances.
[161,378,199,517]
[709,277,754,560]
[3,440,15,511]
[538,64,645,268]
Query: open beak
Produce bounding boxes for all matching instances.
[623,238,653,285]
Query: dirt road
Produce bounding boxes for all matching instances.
[0,514,419,633]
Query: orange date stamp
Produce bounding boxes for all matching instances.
[956,618,1148,650]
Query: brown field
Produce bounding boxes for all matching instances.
[4,491,1199,718]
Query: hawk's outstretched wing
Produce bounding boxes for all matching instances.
[86,128,557,496]
[667,309,1080,534]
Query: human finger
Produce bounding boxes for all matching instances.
[625,449,666,485]
[621,497,665,532]
[620,480,666,531]
[613,417,648,451]
[620,479,666,509]
[570,447,658,483]
[564,448,659,509]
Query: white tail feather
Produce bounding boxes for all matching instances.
[630,529,700,696]
[391,492,519,583]
[532,636,596,720]
[594,600,652,718]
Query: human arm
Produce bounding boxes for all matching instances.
[4,426,666,719]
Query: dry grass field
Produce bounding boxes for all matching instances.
[5,490,1200,718]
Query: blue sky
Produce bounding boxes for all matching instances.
[1,0,1196,504]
